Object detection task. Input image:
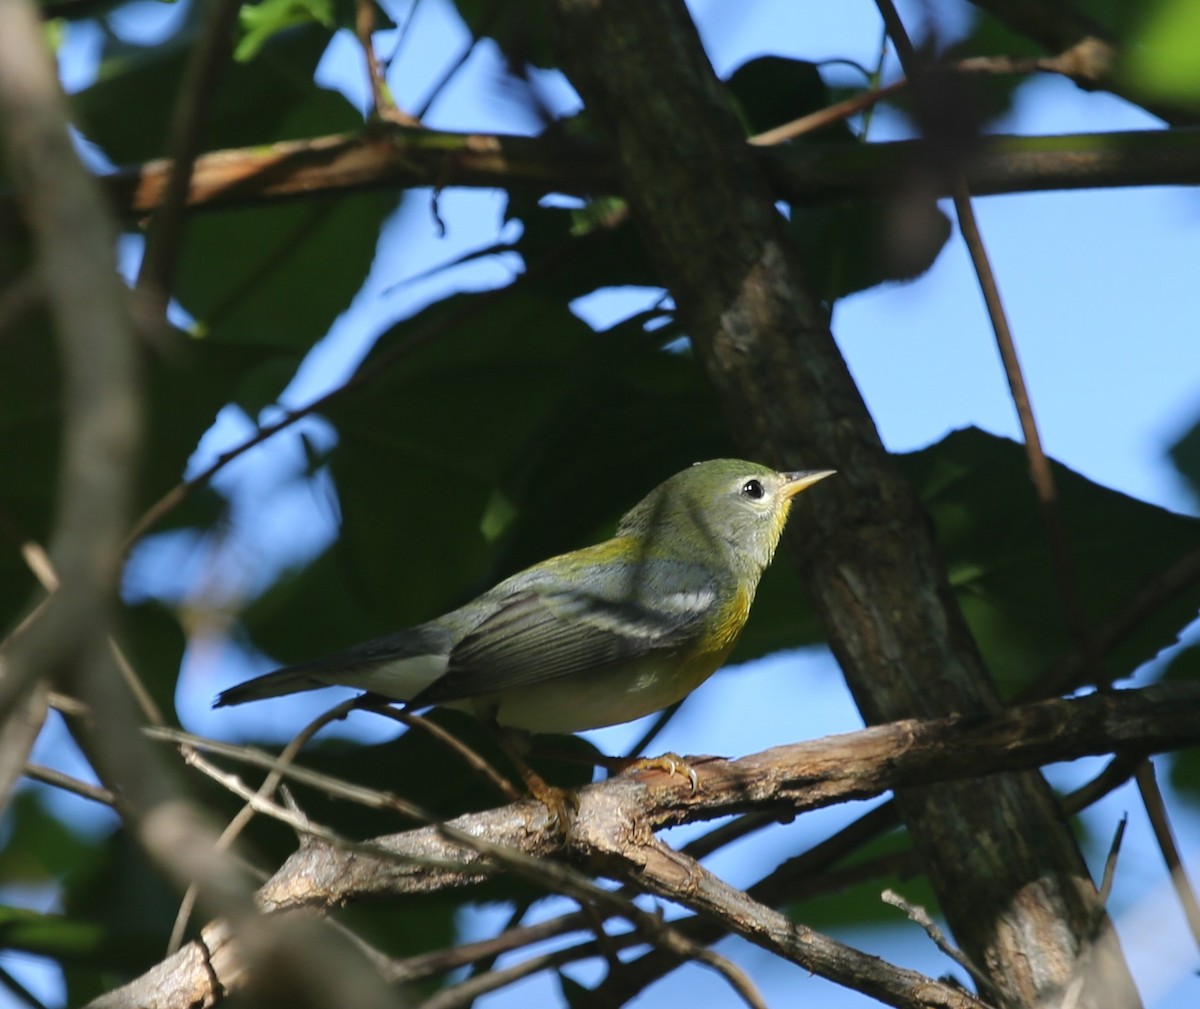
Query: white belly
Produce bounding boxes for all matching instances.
[461,652,723,733]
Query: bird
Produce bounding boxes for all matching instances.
[215,460,833,739]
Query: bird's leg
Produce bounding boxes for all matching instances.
[486,722,579,829]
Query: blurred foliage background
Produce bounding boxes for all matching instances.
[2,0,1200,1006]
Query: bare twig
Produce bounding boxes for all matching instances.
[181,738,767,1009]
[23,762,119,807]
[608,835,987,1009]
[875,0,1102,680]
[1097,815,1127,905]
[882,889,1003,1005]
[123,269,536,550]
[135,0,241,315]
[367,703,521,801]
[1134,758,1200,951]
[354,0,416,124]
[749,79,906,146]
[167,697,362,953]
[100,681,1200,1009]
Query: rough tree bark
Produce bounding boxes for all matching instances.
[546,1,1140,1006]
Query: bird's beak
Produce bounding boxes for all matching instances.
[780,469,836,498]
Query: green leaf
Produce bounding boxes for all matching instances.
[898,427,1200,693]
[72,22,350,166]
[726,56,852,142]
[506,192,661,301]
[171,190,400,412]
[0,792,107,889]
[453,0,556,69]
[237,0,335,63]
[1126,0,1200,100]
[789,197,951,303]
[61,826,184,1004]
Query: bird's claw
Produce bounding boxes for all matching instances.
[617,752,700,791]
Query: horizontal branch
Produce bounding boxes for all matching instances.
[91,125,1200,219]
[97,680,1200,1009]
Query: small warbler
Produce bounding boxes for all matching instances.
[215,460,833,735]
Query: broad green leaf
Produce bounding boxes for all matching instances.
[237,0,335,62]
[0,905,153,971]
[898,427,1200,693]
[171,189,399,412]
[789,197,951,303]
[453,0,556,69]
[0,791,107,888]
[505,192,661,301]
[726,56,853,142]
[72,22,349,166]
[1126,0,1200,101]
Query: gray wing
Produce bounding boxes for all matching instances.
[411,576,720,707]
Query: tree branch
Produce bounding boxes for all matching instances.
[56,125,1200,221]
[98,681,1200,1009]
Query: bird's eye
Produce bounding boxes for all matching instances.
[741,479,765,500]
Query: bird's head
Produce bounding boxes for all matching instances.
[617,459,835,579]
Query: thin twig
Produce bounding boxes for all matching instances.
[882,889,1003,1006]
[1097,815,1127,904]
[134,0,241,314]
[1063,752,1140,814]
[1062,815,1129,1009]
[166,697,362,953]
[178,745,476,873]
[22,762,119,807]
[154,726,433,823]
[354,0,417,124]
[368,703,521,801]
[622,700,682,760]
[749,79,905,146]
[390,915,587,982]
[1134,758,1200,951]
[878,0,1102,682]
[415,37,480,121]
[0,961,51,1009]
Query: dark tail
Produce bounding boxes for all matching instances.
[213,668,327,708]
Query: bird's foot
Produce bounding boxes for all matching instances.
[525,775,580,830]
[485,722,579,829]
[607,752,700,791]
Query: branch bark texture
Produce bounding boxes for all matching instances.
[545,1,1139,1007]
